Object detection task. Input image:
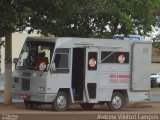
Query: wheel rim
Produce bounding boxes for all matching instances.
[112,96,122,109]
[57,96,67,109]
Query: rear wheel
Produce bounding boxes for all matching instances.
[52,92,70,111]
[151,79,158,88]
[107,92,124,111]
[80,103,95,110]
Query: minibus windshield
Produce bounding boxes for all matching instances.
[16,41,55,71]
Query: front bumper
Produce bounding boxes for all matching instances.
[11,92,57,102]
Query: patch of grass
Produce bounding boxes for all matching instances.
[150,88,160,94]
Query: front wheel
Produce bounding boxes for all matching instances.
[52,92,70,111]
[107,92,124,111]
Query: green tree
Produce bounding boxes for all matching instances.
[1,0,159,39]
[0,0,32,104]
[0,0,32,37]
[27,0,160,38]
[153,11,160,41]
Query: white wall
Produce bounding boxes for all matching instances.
[0,32,40,79]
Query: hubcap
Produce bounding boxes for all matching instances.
[112,96,122,109]
[57,96,66,108]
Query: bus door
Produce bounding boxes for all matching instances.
[72,48,86,101]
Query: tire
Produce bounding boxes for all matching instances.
[151,80,158,88]
[80,103,95,110]
[107,92,124,111]
[52,92,70,111]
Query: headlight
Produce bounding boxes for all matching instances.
[39,86,46,92]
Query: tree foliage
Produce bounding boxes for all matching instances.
[0,0,160,39]
[153,12,160,41]
[0,0,32,37]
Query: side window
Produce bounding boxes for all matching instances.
[88,52,97,70]
[101,51,129,64]
[101,51,115,63]
[115,52,129,63]
[54,48,69,73]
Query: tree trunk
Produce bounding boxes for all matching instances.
[4,32,12,104]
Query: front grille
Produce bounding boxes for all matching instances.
[22,78,30,91]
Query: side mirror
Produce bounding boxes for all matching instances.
[13,58,19,69]
[13,58,19,64]
[50,62,56,73]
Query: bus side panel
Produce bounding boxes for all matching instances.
[131,43,151,91]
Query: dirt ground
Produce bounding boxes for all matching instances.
[0,101,159,113]
[0,101,159,120]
